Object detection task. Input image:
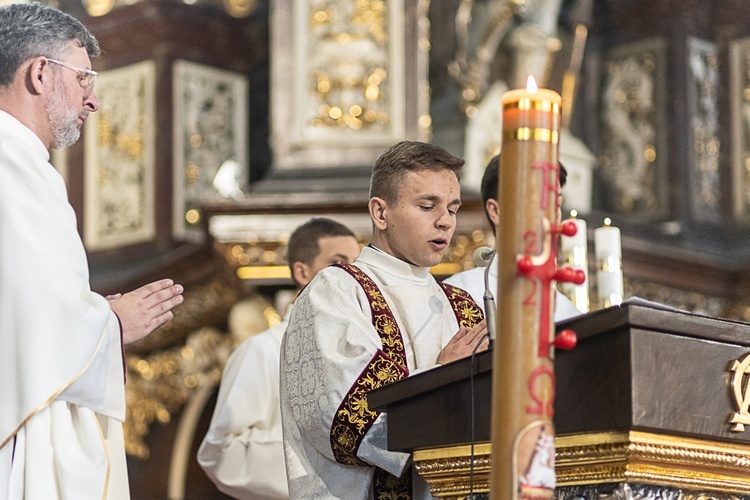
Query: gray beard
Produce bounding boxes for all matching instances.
[46,80,82,150]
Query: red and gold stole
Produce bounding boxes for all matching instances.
[329,263,484,499]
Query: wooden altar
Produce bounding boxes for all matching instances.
[368,302,750,498]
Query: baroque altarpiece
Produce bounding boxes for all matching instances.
[39,0,750,497]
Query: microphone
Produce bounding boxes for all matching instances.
[472,246,495,267]
[472,246,496,346]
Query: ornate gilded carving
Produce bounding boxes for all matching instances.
[127,273,242,353]
[599,39,667,217]
[214,226,491,283]
[558,483,747,499]
[730,36,750,223]
[83,60,156,251]
[124,327,233,459]
[121,266,244,458]
[308,1,391,131]
[80,0,259,18]
[172,60,248,241]
[413,432,750,498]
[271,0,430,170]
[413,443,492,499]
[556,431,750,494]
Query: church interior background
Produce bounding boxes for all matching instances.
[9,0,750,497]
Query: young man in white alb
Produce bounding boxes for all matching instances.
[280,141,488,499]
[198,218,360,499]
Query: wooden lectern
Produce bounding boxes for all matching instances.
[368,302,750,498]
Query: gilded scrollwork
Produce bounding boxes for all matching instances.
[599,40,666,217]
[172,60,248,240]
[124,327,233,459]
[414,432,750,498]
[730,37,750,223]
[216,227,488,278]
[308,0,391,131]
[271,0,429,170]
[555,432,750,496]
[127,273,242,354]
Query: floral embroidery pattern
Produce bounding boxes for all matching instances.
[328,265,483,498]
[373,466,412,500]
[439,282,484,327]
[334,263,407,366]
[329,264,410,467]
[330,350,408,465]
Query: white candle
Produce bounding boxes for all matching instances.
[596,268,623,306]
[594,218,621,261]
[560,213,587,259]
[594,218,623,307]
[559,211,589,312]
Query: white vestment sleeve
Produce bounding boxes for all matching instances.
[59,313,125,419]
[1,119,124,444]
[197,329,288,499]
[282,269,410,477]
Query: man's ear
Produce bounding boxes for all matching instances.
[291,261,311,287]
[368,197,388,231]
[27,57,49,95]
[485,198,500,227]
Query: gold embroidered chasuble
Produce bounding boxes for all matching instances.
[280,246,483,500]
[330,262,483,499]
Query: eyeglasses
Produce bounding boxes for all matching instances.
[46,58,98,89]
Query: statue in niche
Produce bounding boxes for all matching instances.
[449,0,564,111]
[451,0,595,213]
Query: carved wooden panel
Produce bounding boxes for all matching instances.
[686,37,721,224]
[597,38,668,219]
[270,0,430,170]
[83,60,157,250]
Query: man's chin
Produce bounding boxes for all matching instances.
[417,253,448,269]
[51,130,81,150]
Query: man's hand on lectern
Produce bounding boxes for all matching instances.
[437,319,488,365]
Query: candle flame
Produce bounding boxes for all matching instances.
[570,209,578,218]
[526,75,538,93]
[603,217,612,226]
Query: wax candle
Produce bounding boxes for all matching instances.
[559,210,589,312]
[560,211,587,256]
[594,217,621,262]
[594,218,623,307]
[492,76,561,500]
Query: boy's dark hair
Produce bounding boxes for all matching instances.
[287,218,355,270]
[480,155,568,227]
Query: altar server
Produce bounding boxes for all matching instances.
[198,217,360,499]
[280,141,488,499]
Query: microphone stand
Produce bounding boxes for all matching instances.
[483,252,496,349]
